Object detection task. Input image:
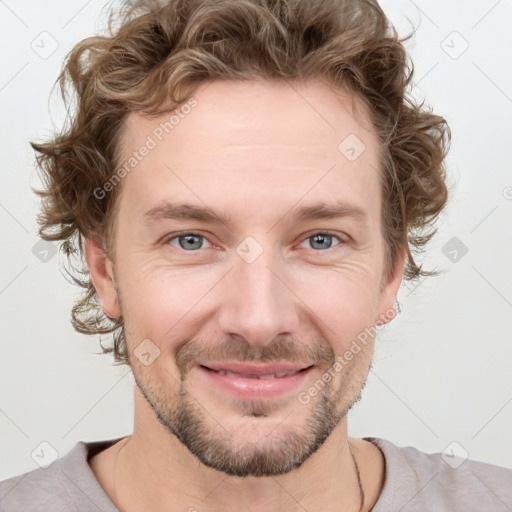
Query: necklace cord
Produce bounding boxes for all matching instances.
[113,437,130,510]
[349,442,366,512]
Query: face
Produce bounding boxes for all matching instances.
[88,79,405,477]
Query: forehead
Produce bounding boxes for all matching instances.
[115,79,382,228]
[120,79,378,162]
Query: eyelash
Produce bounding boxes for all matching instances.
[162,231,346,253]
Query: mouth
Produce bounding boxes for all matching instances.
[195,361,315,400]
[199,361,313,377]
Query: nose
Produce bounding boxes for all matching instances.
[216,245,301,347]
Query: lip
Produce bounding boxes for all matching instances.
[195,361,315,401]
[197,361,314,376]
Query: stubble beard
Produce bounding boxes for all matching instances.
[130,352,368,477]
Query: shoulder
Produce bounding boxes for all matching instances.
[367,437,512,512]
[0,439,121,512]
[0,448,79,512]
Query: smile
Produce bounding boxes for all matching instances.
[203,367,307,379]
[196,362,315,400]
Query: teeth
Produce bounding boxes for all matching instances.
[214,369,300,378]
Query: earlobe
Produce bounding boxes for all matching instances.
[84,237,121,319]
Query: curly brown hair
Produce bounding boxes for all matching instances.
[31,0,451,365]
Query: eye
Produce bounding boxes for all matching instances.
[165,232,213,251]
[298,232,344,251]
[162,231,345,253]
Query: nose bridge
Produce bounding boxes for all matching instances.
[217,239,299,344]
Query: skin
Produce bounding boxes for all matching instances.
[86,79,406,512]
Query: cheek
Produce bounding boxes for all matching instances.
[116,257,225,342]
[293,261,381,352]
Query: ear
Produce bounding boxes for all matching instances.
[375,246,407,327]
[84,237,121,319]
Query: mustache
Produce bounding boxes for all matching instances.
[174,336,335,376]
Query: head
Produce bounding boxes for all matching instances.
[32,0,450,477]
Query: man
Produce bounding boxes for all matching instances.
[1,0,510,511]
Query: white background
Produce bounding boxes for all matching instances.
[1,0,511,480]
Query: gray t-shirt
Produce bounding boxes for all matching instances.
[1,436,511,511]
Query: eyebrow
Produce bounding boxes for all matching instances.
[143,202,232,226]
[142,200,368,226]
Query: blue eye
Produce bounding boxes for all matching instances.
[163,231,344,252]
[167,233,212,251]
[299,233,343,251]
